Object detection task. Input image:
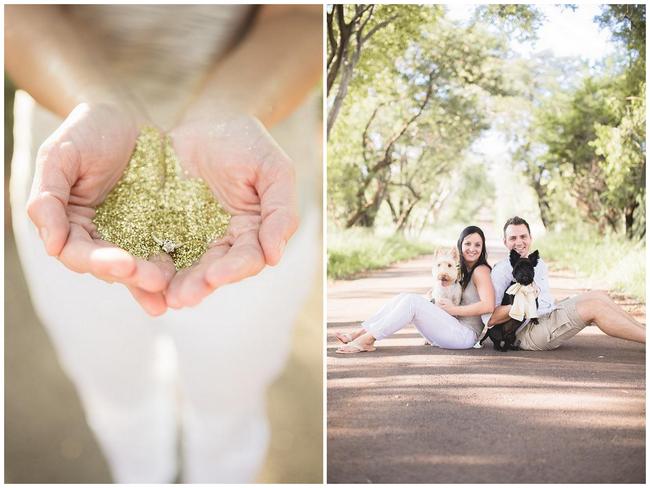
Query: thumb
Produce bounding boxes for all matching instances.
[257,157,299,266]
[27,140,78,256]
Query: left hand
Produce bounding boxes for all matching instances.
[164,112,299,308]
[436,298,458,315]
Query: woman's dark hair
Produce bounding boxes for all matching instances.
[457,225,491,289]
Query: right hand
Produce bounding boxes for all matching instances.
[27,102,175,316]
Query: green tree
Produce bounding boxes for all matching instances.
[592,82,646,238]
[474,4,545,42]
[329,19,508,229]
[326,4,440,136]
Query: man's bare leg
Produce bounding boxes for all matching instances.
[575,291,646,343]
[591,290,645,326]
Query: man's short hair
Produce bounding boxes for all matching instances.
[503,216,531,237]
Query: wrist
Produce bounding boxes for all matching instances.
[179,97,259,127]
[81,87,146,124]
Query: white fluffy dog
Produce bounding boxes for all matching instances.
[429,247,462,306]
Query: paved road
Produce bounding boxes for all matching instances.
[327,240,645,483]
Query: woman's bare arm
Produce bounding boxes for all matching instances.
[450,265,496,317]
[178,4,322,127]
[5,5,137,117]
[163,5,322,308]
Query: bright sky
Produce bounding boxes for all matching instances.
[522,4,615,61]
[446,4,615,62]
[445,4,618,158]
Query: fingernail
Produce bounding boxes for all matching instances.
[39,227,49,244]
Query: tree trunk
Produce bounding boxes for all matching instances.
[345,173,389,228]
[624,201,638,239]
[326,6,351,95]
[327,41,361,137]
[395,200,419,232]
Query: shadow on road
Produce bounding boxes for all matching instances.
[327,252,645,484]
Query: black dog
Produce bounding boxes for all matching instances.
[480,249,540,352]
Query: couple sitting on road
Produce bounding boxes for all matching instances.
[335,216,646,353]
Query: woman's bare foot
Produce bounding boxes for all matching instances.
[335,328,366,344]
[335,332,353,344]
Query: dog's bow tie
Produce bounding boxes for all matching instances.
[506,283,539,321]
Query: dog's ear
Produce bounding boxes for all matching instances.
[509,248,521,266]
[450,247,459,261]
[528,250,539,267]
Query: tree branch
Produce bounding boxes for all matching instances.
[361,102,386,164]
[361,14,399,44]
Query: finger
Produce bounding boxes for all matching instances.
[92,249,171,292]
[68,205,98,236]
[257,159,299,266]
[167,267,212,309]
[27,140,79,256]
[165,230,265,309]
[148,252,177,289]
[58,225,169,292]
[127,286,168,317]
[165,242,230,309]
[205,231,265,288]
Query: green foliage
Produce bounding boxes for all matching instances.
[438,158,495,225]
[595,4,645,62]
[327,226,433,280]
[327,5,442,134]
[474,4,545,41]
[591,82,646,238]
[534,75,619,226]
[329,12,509,230]
[506,5,646,241]
[536,229,645,300]
[329,4,646,249]
[346,5,442,97]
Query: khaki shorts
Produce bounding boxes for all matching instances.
[516,296,589,351]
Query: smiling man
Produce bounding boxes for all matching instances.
[484,216,645,350]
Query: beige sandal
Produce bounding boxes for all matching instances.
[336,342,377,354]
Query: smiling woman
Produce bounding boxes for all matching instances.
[5,4,322,483]
[334,225,494,354]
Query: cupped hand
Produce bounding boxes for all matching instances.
[27,102,175,315]
[164,113,299,308]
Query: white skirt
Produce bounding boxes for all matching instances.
[9,90,322,482]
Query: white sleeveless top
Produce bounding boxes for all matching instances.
[457,277,486,337]
[64,5,254,128]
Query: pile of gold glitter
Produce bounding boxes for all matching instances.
[93,126,231,269]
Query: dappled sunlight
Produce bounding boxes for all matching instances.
[392,454,511,466]
[449,390,644,414]
[533,412,644,429]
[329,373,641,392]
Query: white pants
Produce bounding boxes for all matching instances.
[10,91,320,483]
[363,293,478,349]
